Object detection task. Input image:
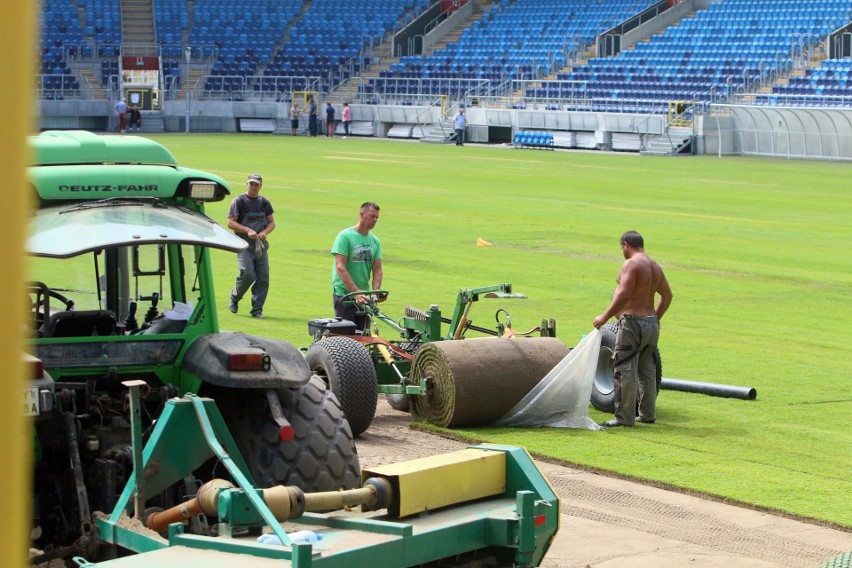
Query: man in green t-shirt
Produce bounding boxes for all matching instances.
[331,202,383,332]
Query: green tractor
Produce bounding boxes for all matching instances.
[305,284,559,436]
[25,131,359,564]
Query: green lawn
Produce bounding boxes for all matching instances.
[149,134,852,528]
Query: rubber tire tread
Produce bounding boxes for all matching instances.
[590,321,662,413]
[216,378,361,492]
[305,336,378,437]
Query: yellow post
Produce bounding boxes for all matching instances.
[0,1,35,566]
[438,94,449,117]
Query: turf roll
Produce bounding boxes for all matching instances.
[410,337,570,427]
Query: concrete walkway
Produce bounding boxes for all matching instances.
[357,400,852,568]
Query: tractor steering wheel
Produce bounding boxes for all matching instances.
[28,281,74,328]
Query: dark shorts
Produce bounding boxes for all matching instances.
[291,119,299,129]
[333,294,369,333]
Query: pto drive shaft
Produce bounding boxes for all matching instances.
[146,477,393,534]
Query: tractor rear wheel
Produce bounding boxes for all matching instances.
[590,322,662,413]
[305,336,378,437]
[216,378,361,492]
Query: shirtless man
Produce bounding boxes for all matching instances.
[593,231,673,427]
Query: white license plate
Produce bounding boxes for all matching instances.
[23,387,40,416]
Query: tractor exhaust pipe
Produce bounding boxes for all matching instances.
[660,377,757,400]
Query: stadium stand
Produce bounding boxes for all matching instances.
[84,0,122,56]
[260,0,432,97]
[153,0,189,58]
[35,0,852,156]
[377,0,660,99]
[549,0,852,113]
[769,57,852,101]
[39,0,852,107]
[189,0,303,97]
[40,0,85,97]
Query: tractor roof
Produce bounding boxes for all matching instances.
[29,200,248,258]
[26,131,246,256]
[28,131,231,203]
[33,130,178,165]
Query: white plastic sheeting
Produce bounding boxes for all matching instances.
[495,329,603,430]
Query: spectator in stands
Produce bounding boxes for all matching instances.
[341,102,352,138]
[114,98,127,133]
[227,173,276,320]
[325,102,336,137]
[331,202,383,333]
[308,97,318,136]
[290,102,300,136]
[128,105,142,132]
[453,106,467,146]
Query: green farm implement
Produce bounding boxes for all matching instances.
[83,386,560,567]
[306,286,664,435]
[306,284,569,435]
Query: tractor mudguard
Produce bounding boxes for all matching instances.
[183,332,311,389]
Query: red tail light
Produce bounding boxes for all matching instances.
[534,514,546,526]
[227,353,271,371]
[25,354,44,379]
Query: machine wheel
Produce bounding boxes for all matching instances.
[215,377,361,492]
[590,322,662,413]
[305,336,378,437]
[385,392,411,413]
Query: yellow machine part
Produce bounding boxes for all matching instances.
[362,448,506,518]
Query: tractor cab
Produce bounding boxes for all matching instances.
[27,130,245,391]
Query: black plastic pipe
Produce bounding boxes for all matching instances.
[660,377,757,400]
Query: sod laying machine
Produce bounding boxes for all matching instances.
[306,285,574,436]
[306,287,663,436]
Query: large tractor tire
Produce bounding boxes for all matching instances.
[216,377,361,492]
[591,322,662,413]
[305,336,378,437]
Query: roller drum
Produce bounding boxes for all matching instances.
[410,337,570,427]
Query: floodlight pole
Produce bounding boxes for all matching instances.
[185,46,191,133]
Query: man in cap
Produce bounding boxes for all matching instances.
[227,173,276,319]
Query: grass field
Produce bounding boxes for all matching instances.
[147,134,851,528]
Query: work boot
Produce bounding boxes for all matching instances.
[229,297,238,313]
